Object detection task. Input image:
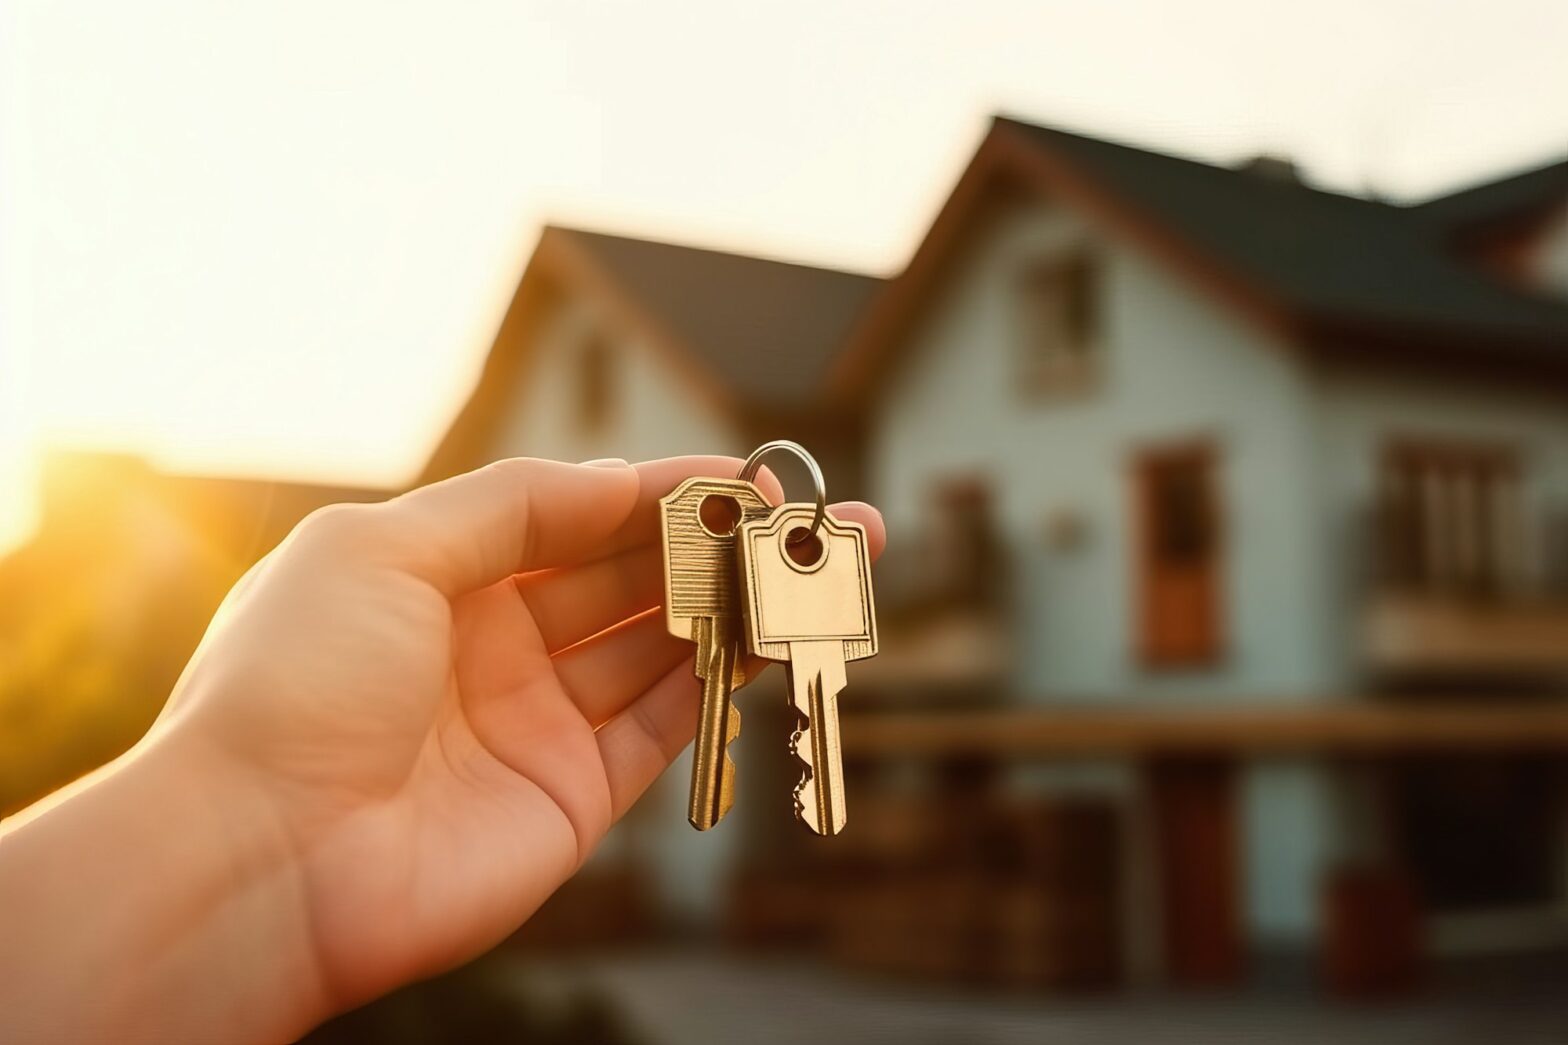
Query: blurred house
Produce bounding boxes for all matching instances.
[430,116,1568,990]
[423,226,881,492]
[834,118,1568,980]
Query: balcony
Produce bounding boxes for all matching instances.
[859,502,1010,702]
[1362,592,1568,677]
[1360,450,1568,679]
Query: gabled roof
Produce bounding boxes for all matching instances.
[1413,157,1568,235]
[428,118,1568,479]
[832,117,1568,399]
[1012,120,1568,343]
[564,229,882,405]
[421,226,880,481]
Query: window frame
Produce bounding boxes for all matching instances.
[1015,245,1101,398]
[1377,436,1525,598]
[573,329,616,436]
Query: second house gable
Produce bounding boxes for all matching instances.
[868,190,1332,702]
[486,286,745,466]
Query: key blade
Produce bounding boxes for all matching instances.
[689,665,740,830]
[785,641,848,836]
[689,615,743,831]
[659,477,773,833]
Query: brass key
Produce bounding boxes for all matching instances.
[737,504,878,835]
[660,477,774,831]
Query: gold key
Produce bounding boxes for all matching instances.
[737,504,878,835]
[660,477,775,831]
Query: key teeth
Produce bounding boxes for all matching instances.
[789,717,818,825]
[717,703,743,815]
[690,673,743,832]
[722,705,742,784]
[789,711,844,836]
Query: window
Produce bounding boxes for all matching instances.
[877,476,1001,616]
[1378,439,1523,596]
[1134,444,1223,668]
[574,332,615,434]
[927,477,1000,609]
[1018,249,1099,393]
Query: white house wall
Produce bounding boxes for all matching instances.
[868,196,1340,943]
[488,294,745,465]
[1531,206,1568,298]
[870,197,1334,702]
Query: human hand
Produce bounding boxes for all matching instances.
[0,456,883,1043]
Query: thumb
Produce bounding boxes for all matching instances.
[379,457,640,596]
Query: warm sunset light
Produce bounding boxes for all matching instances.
[8,2,1568,1041]
[6,1,1567,551]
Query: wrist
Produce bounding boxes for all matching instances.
[0,726,330,1044]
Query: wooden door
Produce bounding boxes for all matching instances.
[1147,756,1243,985]
[1135,445,1222,667]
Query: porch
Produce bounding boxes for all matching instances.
[721,701,1568,995]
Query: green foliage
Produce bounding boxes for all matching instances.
[0,533,240,815]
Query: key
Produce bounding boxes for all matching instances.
[660,476,775,831]
[736,504,878,835]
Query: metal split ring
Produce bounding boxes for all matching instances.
[738,439,827,544]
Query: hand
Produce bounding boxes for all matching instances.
[0,456,884,1043]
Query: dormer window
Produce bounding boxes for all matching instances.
[575,331,615,434]
[1017,248,1099,395]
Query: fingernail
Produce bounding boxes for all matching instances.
[582,457,629,469]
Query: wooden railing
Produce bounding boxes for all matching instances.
[1362,591,1568,676]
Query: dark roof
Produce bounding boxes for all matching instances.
[999,117,1568,353]
[562,228,882,407]
[1413,157,1568,234]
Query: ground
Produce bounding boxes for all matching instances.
[508,947,1568,1045]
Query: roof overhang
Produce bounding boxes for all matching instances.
[827,117,1568,407]
[826,118,1301,406]
[419,226,751,483]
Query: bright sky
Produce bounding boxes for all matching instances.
[3,0,1567,546]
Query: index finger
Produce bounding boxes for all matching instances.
[379,454,783,596]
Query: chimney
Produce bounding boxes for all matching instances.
[1237,154,1302,185]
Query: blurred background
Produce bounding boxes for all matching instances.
[6,2,1568,1042]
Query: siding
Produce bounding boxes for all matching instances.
[488,295,743,464]
[869,196,1340,941]
[871,197,1331,701]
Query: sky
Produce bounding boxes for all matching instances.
[3,0,1567,546]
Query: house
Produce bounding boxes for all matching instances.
[827,117,1568,969]
[423,226,881,495]
[429,116,1568,984]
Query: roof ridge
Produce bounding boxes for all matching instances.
[991,113,1405,214]
[549,224,882,282]
[1416,155,1568,208]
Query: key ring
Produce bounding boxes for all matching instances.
[738,439,826,544]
